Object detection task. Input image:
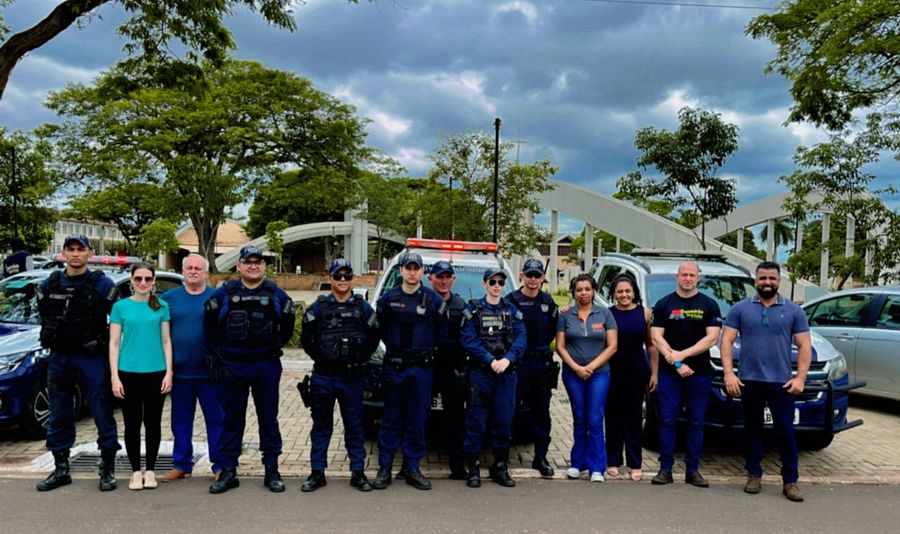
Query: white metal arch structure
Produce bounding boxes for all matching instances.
[536,180,821,301]
[215,221,405,272]
[699,192,824,239]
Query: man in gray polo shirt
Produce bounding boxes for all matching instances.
[720,261,811,503]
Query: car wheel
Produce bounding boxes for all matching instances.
[641,391,660,451]
[20,381,83,441]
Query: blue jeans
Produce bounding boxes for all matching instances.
[741,380,799,483]
[218,359,283,469]
[310,373,366,472]
[515,358,553,457]
[463,367,517,455]
[377,365,434,471]
[170,377,224,473]
[46,352,119,454]
[656,372,711,473]
[562,367,610,473]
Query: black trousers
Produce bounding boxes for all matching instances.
[119,370,167,472]
[605,368,647,469]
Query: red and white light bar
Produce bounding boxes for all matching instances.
[406,238,498,253]
[53,253,140,265]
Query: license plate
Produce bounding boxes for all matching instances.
[431,393,443,410]
[763,406,800,425]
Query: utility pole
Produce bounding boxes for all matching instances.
[10,145,18,241]
[492,117,501,243]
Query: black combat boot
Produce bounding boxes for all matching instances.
[37,450,72,492]
[466,456,481,488]
[98,450,117,491]
[301,470,327,492]
[209,468,240,494]
[404,468,432,491]
[531,455,555,477]
[371,467,392,490]
[490,450,516,488]
[448,456,467,480]
[264,465,285,493]
[349,471,373,492]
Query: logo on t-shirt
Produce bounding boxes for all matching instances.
[591,322,604,332]
[669,308,705,320]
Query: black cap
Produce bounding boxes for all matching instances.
[482,267,508,281]
[398,252,423,268]
[429,260,454,276]
[63,234,90,248]
[329,258,353,275]
[522,258,545,275]
[239,245,264,261]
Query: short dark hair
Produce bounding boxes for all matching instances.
[756,261,780,274]
[610,274,642,305]
[569,273,597,295]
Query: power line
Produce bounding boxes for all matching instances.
[583,0,776,11]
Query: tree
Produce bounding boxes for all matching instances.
[747,1,900,135]
[759,217,794,248]
[426,131,557,255]
[0,129,59,252]
[44,59,371,270]
[717,229,766,260]
[265,220,288,273]
[0,0,369,102]
[358,174,416,269]
[136,219,179,259]
[617,107,739,250]
[66,182,171,254]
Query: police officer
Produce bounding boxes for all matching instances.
[35,234,120,492]
[461,268,526,488]
[372,252,448,491]
[427,260,468,479]
[205,245,295,494]
[508,258,558,477]
[300,259,379,493]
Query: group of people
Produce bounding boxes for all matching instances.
[34,233,811,502]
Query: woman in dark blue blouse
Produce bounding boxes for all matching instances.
[605,275,656,481]
[556,274,618,482]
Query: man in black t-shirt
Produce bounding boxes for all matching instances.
[650,261,722,487]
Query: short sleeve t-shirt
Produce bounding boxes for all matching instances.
[111,297,170,373]
[724,295,810,383]
[557,305,618,369]
[161,286,215,379]
[652,292,722,376]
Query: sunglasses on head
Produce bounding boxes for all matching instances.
[332,273,353,281]
[487,279,506,287]
[133,276,154,283]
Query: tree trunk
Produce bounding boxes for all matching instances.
[190,214,220,273]
[0,0,108,101]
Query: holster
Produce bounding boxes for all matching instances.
[205,348,226,384]
[547,360,561,390]
[296,374,312,409]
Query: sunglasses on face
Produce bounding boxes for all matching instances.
[524,272,543,279]
[487,279,506,287]
[332,273,353,281]
[133,276,155,283]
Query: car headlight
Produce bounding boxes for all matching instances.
[827,353,848,381]
[0,348,49,376]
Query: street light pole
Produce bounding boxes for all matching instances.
[492,117,501,243]
[9,145,18,242]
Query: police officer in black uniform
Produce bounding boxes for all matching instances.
[206,245,295,494]
[509,258,559,477]
[427,260,468,479]
[372,252,448,491]
[300,259,379,493]
[460,268,526,488]
[35,234,120,492]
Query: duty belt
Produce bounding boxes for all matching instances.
[313,362,366,378]
[384,349,435,371]
[221,349,282,363]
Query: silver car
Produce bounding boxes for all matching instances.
[802,286,900,401]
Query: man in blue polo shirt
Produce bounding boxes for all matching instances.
[720,261,811,503]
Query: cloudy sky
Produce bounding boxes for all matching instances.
[1,0,897,237]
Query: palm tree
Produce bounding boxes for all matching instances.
[759,217,794,248]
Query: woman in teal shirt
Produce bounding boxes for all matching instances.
[110,263,173,491]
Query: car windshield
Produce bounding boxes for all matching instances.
[645,273,755,317]
[380,264,513,301]
[0,278,41,325]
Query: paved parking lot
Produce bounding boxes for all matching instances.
[2,349,899,484]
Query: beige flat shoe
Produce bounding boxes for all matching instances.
[129,471,143,491]
[607,467,620,477]
[631,469,642,481]
[143,470,158,489]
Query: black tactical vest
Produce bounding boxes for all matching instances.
[36,270,110,354]
[509,290,557,349]
[221,280,281,350]
[471,299,515,357]
[317,295,372,364]
[445,293,467,346]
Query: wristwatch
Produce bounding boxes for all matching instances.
[674,361,683,369]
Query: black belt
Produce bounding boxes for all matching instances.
[384,350,435,370]
[222,350,281,363]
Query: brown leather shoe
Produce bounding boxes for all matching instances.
[744,475,761,494]
[685,471,710,488]
[161,469,192,482]
[783,482,804,502]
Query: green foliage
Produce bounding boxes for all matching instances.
[0,129,60,252]
[44,59,371,269]
[425,131,557,255]
[136,219,179,257]
[717,229,765,260]
[285,301,305,348]
[617,107,739,249]
[265,220,288,272]
[568,226,634,266]
[759,218,794,248]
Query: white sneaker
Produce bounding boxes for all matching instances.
[129,471,143,491]
[566,467,582,479]
[590,472,605,483]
